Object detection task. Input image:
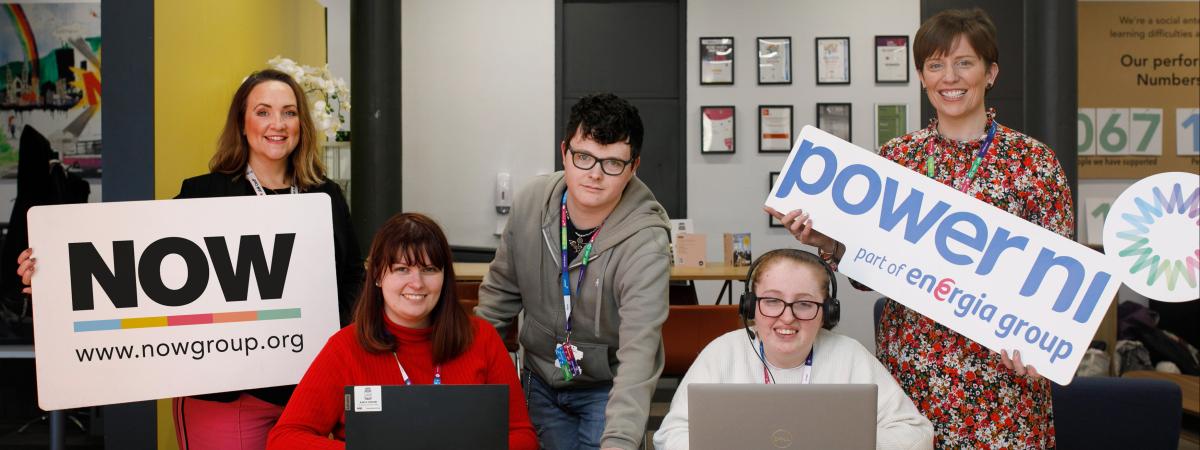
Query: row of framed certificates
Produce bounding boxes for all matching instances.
[700,104,910,154]
[700,35,910,85]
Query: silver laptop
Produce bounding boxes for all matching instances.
[688,384,877,450]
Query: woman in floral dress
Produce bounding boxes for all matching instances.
[767,8,1072,448]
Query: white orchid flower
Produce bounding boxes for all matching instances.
[268,56,350,139]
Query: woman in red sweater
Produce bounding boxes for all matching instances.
[267,212,538,449]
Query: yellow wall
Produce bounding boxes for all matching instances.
[152,2,326,447]
[154,0,327,199]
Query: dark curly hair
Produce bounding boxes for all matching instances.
[563,93,645,160]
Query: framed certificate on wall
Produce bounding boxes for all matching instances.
[759,105,793,152]
[815,37,850,85]
[757,37,792,85]
[875,35,909,83]
[700,37,735,85]
[816,103,852,142]
[701,106,736,153]
[875,103,908,150]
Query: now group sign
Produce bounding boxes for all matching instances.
[29,194,341,410]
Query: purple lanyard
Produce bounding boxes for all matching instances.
[559,192,602,334]
[923,120,998,192]
[556,191,601,381]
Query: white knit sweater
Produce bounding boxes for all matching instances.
[653,329,934,450]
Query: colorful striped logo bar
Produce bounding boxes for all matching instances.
[73,308,302,333]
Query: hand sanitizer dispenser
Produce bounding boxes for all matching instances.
[496,173,512,214]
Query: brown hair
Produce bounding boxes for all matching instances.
[749,249,831,299]
[209,69,326,190]
[913,8,999,72]
[353,213,474,363]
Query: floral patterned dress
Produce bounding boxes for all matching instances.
[873,110,1074,449]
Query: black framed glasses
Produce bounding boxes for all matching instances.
[567,148,633,176]
[757,298,823,320]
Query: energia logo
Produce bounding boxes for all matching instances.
[1103,172,1200,303]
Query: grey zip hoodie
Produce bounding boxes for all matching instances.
[476,171,671,450]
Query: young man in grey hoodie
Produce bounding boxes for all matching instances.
[476,93,671,450]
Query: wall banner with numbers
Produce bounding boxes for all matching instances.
[1077,1,1199,178]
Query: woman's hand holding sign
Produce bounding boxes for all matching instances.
[1000,349,1042,380]
[764,207,845,264]
[16,248,34,295]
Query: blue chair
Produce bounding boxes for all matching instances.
[1051,376,1182,449]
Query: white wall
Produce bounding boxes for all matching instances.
[319,0,351,132]
[319,0,553,245]
[687,0,921,351]
[400,0,555,246]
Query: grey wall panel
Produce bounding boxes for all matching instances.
[350,0,404,251]
[558,0,686,218]
[100,0,157,445]
[101,0,155,202]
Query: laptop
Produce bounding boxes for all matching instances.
[688,384,877,450]
[344,384,508,450]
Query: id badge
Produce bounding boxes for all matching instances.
[554,340,584,381]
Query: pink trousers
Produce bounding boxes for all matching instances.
[172,394,283,450]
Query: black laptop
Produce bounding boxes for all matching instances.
[344,384,508,450]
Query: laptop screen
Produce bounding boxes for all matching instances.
[344,384,508,450]
[688,383,877,450]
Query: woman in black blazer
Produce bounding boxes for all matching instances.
[18,69,362,450]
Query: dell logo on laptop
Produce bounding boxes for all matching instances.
[770,429,794,448]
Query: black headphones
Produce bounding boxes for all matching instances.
[738,248,840,330]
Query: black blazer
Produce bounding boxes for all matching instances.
[177,171,363,405]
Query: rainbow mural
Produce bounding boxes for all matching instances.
[3,4,39,78]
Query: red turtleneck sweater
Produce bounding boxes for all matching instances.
[267,316,538,450]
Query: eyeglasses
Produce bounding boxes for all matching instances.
[757,298,823,320]
[568,148,633,176]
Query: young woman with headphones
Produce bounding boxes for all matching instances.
[652,249,933,450]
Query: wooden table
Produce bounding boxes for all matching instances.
[1124,370,1200,417]
[668,263,749,281]
[455,262,748,281]
[454,262,491,282]
[453,262,749,303]
[670,263,749,304]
